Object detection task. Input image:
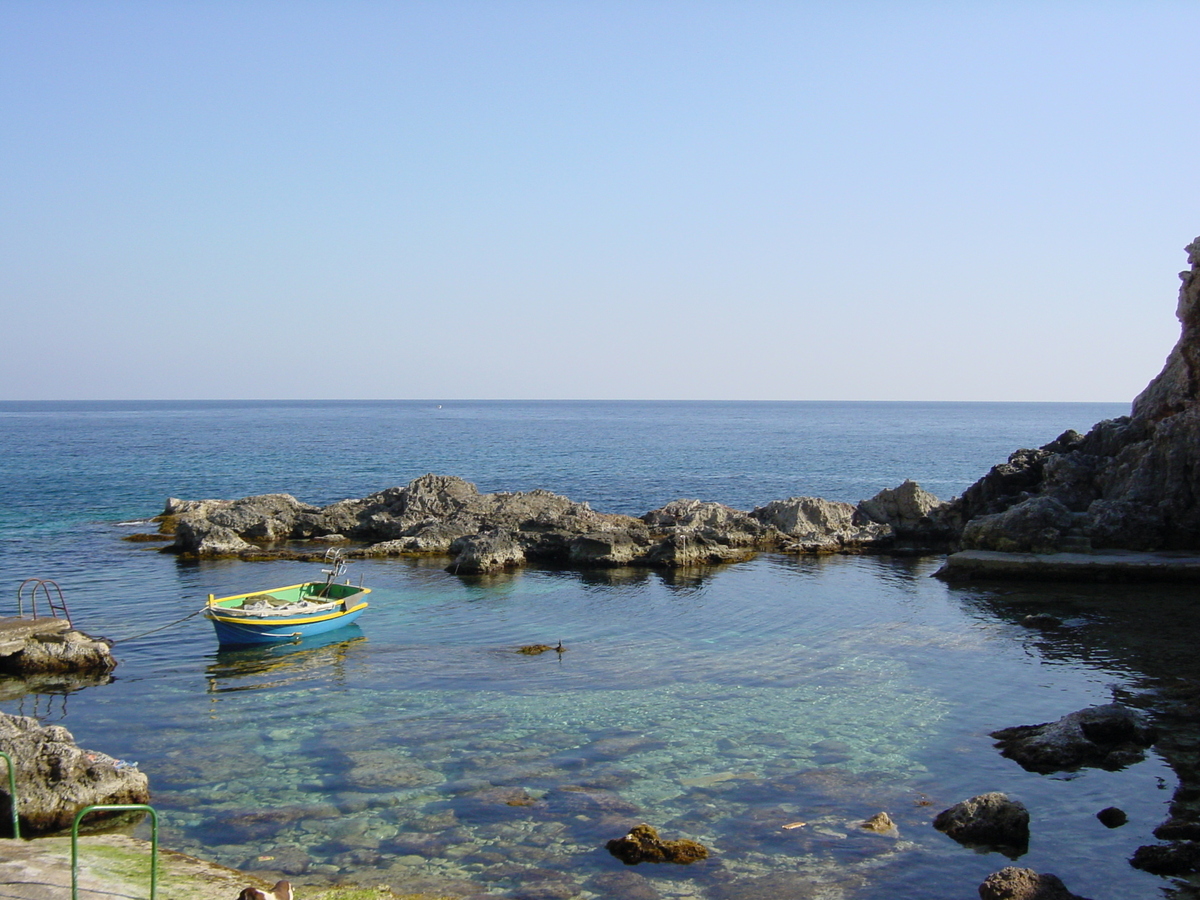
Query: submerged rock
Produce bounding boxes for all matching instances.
[606,823,709,865]
[860,811,897,835]
[990,703,1156,774]
[585,870,660,900]
[516,643,565,655]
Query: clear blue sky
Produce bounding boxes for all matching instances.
[2,1,1197,401]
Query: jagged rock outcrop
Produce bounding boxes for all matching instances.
[857,479,953,542]
[167,494,316,555]
[990,704,1156,774]
[933,792,1030,856]
[447,533,528,574]
[0,712,149,835]
[752,497,890,552]
[641,499,772,565]
[949,237,1200,552]
[158,475,949,572]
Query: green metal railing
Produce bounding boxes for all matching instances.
[0,751,17,838]
[71,804,157,900]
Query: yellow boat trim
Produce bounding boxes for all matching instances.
[206,584,371,606]
[205,601,369,625]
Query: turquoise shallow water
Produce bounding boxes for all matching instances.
[3,399,1188,899]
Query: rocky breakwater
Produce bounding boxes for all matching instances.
[154,474,950,573]
[942,236,1200,560]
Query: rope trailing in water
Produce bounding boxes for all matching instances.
[109,608,205,643]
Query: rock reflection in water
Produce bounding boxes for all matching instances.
[958,580,1200,892]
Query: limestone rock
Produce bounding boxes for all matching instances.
[165,474,646,564]
[933,792,1029,855]
[978,866,1093,900]
[0,622,117,677]
[641,532,759,567]
[990,703,1156,774]
[751,497,890,551]
[1085,498,1165,550]
[169,495,315,552]
[447,533,527,574]
[159,473,961,571]
[858,480,950,541]
[172,521,256,556]
[643,499,771,544]
[961,496,1074,553]
[568,532,647,566]
[639,500,776,565]
[0,712,149,835]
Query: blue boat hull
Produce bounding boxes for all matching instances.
[207,605,367,646]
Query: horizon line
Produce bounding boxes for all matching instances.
[0,397,1133,405]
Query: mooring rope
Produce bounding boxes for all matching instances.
[109,608,205,643]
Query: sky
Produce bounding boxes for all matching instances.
[2,1,1198,402]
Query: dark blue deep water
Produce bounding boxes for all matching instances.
[5,399,1192,900]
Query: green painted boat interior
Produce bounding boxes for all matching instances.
[218,582,366,609]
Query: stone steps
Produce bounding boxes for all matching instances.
[1060,512,1093,553]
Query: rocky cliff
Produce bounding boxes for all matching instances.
[951,237,1200,552]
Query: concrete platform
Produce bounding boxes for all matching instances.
[0,834,266,900]
[937,549,1200,582]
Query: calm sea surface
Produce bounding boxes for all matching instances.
[4,399,1192,900]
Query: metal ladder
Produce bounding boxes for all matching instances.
[15,578,73,627]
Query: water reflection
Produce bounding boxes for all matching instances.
[205,631,367,695]
[952,578,1200,898]
[0,670,113,722]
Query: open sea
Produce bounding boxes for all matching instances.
[4,399,1195,900]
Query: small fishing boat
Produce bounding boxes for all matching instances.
[203,550,370,646]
